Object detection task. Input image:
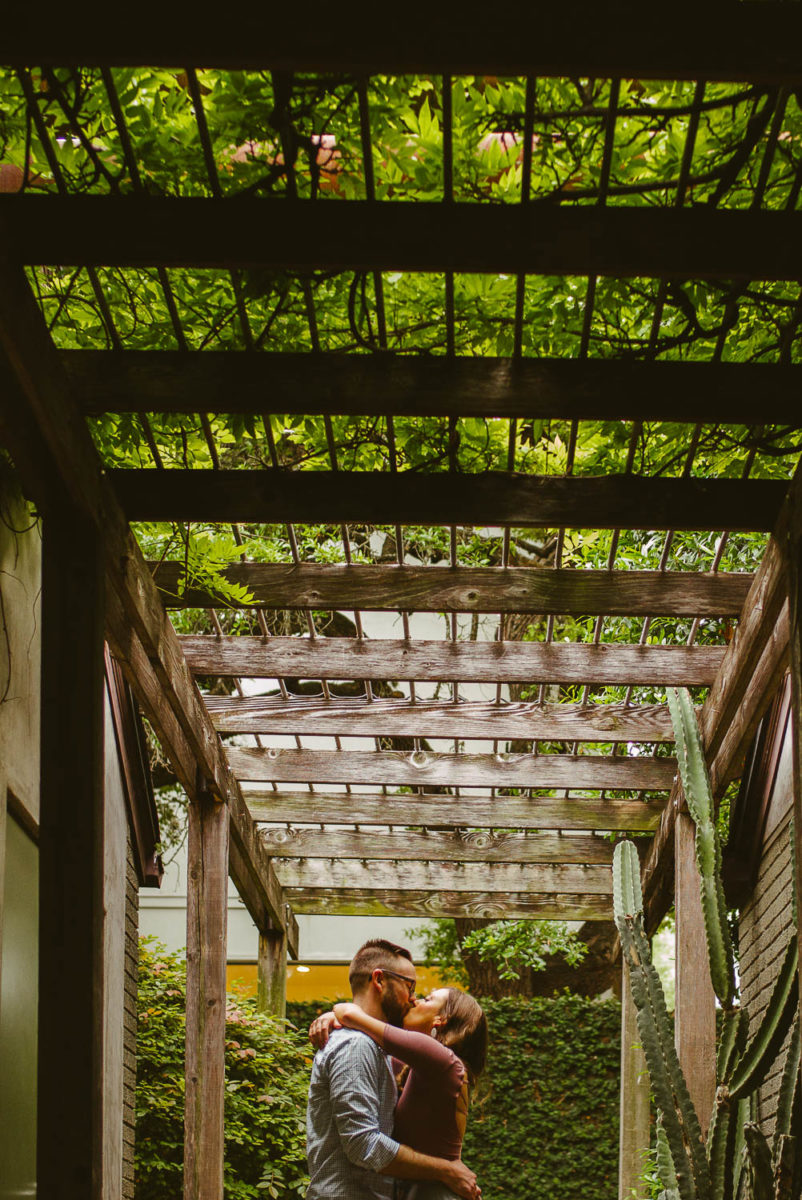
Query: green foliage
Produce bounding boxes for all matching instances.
[136,939,312,1200]
[411,917,589,986]
[289,995,622,1200]
[408,917,469,986]
[461,920,589,981]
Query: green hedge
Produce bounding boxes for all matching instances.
[136,939,312,1200]
[288,995,621,1200]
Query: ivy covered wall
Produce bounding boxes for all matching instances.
[288,995,622,1200]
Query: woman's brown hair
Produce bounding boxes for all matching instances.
[434,989,488,1083]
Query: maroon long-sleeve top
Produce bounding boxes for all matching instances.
[381,1024,466,1160]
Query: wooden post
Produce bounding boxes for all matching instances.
[618,963,650,1200]
[674,808,716,1136]
[787,473,802,1043]
[37,509,106,1197]
[185,784,230,1200]
[257,928,287,1019]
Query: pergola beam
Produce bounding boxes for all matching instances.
[170,570,751,617]
[9,197,802,281]
[183,634,727,685]
[274,859,614,894]
[208,696,676,742]
[68,351,802,425]
[259,827,617,863]
[120,470,786,530]
[286,889,614,919]
[246,790,665,831]
[229,746,676,790]
[5,4,802,82]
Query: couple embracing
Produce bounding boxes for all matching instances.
[306,938,487,1200]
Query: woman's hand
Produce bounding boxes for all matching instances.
[308,1011,341,1050]
[333,1002,363,1027]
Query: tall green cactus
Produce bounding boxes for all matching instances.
[666,687,736,1010]
[612,687,800,1200]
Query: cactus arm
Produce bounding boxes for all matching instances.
[657,1113,680,1194]
[772,1024,801,1157]
[613,839,643,920]
[628,918,711,1195]
[617,918,698,1200]
[666,686,736,1009]
[707,1091,732,1200]
[790,816,798,927]
[772,1135,797,1200]
[731,1097,750,1200]
[743,1123,775,1200]
[730,937,799,1101]
[613,839,708,1196]
[717,1008,749,1086]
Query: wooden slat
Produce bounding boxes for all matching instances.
[6,4,802,83]
[183,634,727,684]
[274,859,614,893]
[118,469,785,531]
[184,787,229,1200]
[207,695,676,742]
[229,746,675,789]
[641,476,796,933]
[286,889,613,920]
[246,790,664,830]
[68,351,802,425]
[168,567,752,616]
[9,197,802,282]
[0,250,296,950]
[259,826,616,863]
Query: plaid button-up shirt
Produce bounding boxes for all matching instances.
[307,1028,400,1200]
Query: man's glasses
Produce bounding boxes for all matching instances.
[379,969,417,998]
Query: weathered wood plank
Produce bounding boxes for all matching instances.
[37,508,105,1199]
[7,4,802,83]
[286,888,613,919]
[67,351,802,425]
[0,252,295,947]
[167,568,752,617]
[185,787,229,1200]
[208,695,676,742]
[259,826,617,863]
[257,930,287,1020]
[274,859,614,894]
[184,634,727,685]
[674,810,716,1138]
[229,746,675,790]
[7,4,802,82]
[118,469,785,531]
[246,790,665,830]
[9,197,802,282]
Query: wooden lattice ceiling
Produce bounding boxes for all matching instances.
[1,11,801,930]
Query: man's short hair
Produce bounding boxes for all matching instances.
[348,938,413,993]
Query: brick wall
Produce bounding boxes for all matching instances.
[738,748,794,1136]
[123,830,139,1200]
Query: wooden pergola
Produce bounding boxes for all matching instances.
[1,10,801,1199]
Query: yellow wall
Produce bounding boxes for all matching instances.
[227,961,448,1004]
